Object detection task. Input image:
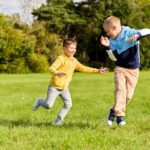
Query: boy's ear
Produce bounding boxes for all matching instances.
[113,26,117,30]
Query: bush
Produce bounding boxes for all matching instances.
[7,58,31,73]
[27,53,49,73]
[0,63,8,73]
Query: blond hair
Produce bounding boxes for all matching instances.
[103,16,121,28]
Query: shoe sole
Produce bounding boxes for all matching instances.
[52,122,63,126]
[32,99,40,111]
[107,119,113,126]
[32,106,37,111]
[118,121,126,127]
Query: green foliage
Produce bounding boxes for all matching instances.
[1,0,150,73]
[32,0,86,35]
[27,53,49,72]
[33,0,149,70]
[31,21,64,63]
[140,37,150,69]
[0,23,36,73]
[46,33,63,63]
[7,58,31,73]
[0,14,51,73]
[0,13,64,73]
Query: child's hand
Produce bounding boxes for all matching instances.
[99,67,109,74]
[57,72,66,78]
[100,36,110,47]
[128,34,138,42]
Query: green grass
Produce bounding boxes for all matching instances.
[0,71,150,150]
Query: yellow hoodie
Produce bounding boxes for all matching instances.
[49,54,99,90]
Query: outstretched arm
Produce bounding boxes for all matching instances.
[75,59,108,74]
[75,60,99,74]
[128,29,150,42]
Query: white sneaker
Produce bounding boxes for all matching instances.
[107,120,113,126]
[117,116,126,127]
[118,121,126,127]
[32,97,42,111]
[52,120,63,126]
[107,108,115,126]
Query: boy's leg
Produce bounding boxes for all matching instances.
[113,67,127,117]
[43,86,60,108]
[55,88,72,123]
[126,68,139,104]
[33,86,59,110]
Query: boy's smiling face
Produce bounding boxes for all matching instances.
[64,43,77,58]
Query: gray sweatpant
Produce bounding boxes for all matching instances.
[38,86,72,122]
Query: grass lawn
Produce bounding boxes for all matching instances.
[0,71,150,150]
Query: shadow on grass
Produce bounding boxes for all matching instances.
[144,127,150,131]
[0,119,93,129]
[0,119,51,128]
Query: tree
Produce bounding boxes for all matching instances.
[31,20,63,63]
[32,0,150,69]
[0,14,49,73]
[32,0,86,36]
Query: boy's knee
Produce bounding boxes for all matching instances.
[66,102,72,109]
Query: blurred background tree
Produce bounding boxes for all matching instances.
[0,0,150,73]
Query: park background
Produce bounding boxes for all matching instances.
[0,0,150,150]
[0,0,150,73]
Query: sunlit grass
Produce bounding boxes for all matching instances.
[0,72,150,150]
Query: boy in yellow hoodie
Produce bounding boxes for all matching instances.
[33,38,108,126]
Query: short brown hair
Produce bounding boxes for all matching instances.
[63,38,77,47]
[103,16,121,28]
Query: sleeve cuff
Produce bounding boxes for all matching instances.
[106,50,117,61]
[106,45,112,50]
[137,32,142,40]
